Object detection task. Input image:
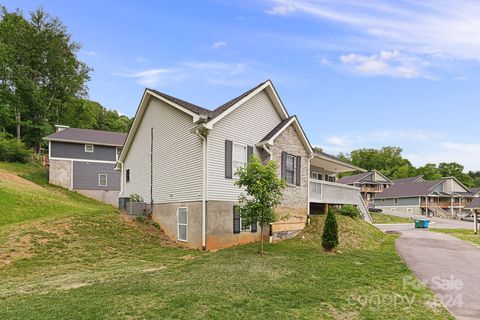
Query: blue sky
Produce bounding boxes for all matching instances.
[4,0,480,171]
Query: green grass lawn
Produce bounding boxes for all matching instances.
[431,228,480,247]
[0,162,452,319]
[370,212,413,224]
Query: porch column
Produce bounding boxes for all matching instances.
[425,196,428,216]
[451,197,454,215]
[474,210,478,235]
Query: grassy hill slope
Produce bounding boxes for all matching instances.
[0,163,451,319]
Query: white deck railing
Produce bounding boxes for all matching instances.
[309,179,371,222]
[310,179,360,204]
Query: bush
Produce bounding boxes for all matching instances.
[340,205,360,218]
[129,193,143,202]
[0,133,32,163]
[322,208,339,251]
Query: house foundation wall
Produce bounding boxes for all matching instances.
[76,189,120,207]
[152,201,203,249]
[49,159,71,189]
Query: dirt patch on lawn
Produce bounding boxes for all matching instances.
[0,234,34,267]
[0,170,43,190]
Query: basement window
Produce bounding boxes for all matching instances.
[98,174,107,187]
[85,144,94,153]
[177,207,188,242]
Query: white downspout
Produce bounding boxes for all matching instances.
[307,154,314,225]
[118,160,124,196]
[262,144,272,161]
[196,129,207,250]
[262,144,273,242]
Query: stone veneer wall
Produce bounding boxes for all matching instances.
[263,125,309,239]
[49,159,71,189]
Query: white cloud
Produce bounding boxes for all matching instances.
[115,68,184,87]
[264,0,480,61]
[406,142,480,172]
[320,129,480,171]
[339,50,430,79]
[212,41,228,49]
[115,61,248,87]
[81,50,99,56]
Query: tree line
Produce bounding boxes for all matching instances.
[338,147,480,188]
[0,6,131,154]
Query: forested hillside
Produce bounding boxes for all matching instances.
[0,7,131,153]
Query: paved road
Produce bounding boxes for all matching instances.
[375,214,480,319]
[380,209,475,230]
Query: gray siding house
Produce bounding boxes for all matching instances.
[373,176,478,217]
[44,126,127,206]
[118,80,369,250]
[338,170,393,204]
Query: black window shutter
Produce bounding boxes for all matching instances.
[251,222,257,233]
[233,206,240,234]
[296,155,301,186]
[247,146,253,162]
[281,151,287,180]
[225,140,233,179]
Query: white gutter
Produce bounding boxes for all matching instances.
[262,144,272,161]
[195,129,207,250]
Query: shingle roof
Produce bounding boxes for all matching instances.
[259,116,295,143]
[393,176,423,184]
[374,179,441,199]
[44,128,127,146]
[148,80,270,121]
[148,89,212,116]
[470,188,480,195]
[466,197,480,209]
[338,172,371,185]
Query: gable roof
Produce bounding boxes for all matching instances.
[338,170,393,185]
[470,188,480,196]
[44,128,127,147]
[393,176,424,184]
[119,80,291,163]
[466,196,480,210]
[148,89,212,117]
[256,115,313,155]
[147,80,286,124]
[374,179,442,199]
[338,172,372,185]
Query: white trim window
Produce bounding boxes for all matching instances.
[285,154,296,184]
[232,143,247,177]
[85,144,94,153]
[311,172,323,180]
[98,174,107,187]
[177,207,188,242]
[407,208,413,213]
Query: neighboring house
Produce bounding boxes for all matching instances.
[338,170,393,204]
[117,80,369,250]
[373,176,478,217]
[44,126,127,206]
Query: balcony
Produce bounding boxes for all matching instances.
[361,186,383,193]
[310,179,362,205]
[420,201,462,208]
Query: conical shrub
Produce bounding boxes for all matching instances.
[322,208,339,251]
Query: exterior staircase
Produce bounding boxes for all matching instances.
[427,203,452,219]
[356,194,372,223]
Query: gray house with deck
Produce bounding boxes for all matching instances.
[44,126,127,206]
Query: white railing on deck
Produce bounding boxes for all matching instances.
[310,179,360,204]
[309,179,371,223]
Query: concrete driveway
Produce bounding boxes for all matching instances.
[375,212,480,319]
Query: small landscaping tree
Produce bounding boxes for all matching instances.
[235,155,286,254]
[340,204,360,218]
[322,208,339,251]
